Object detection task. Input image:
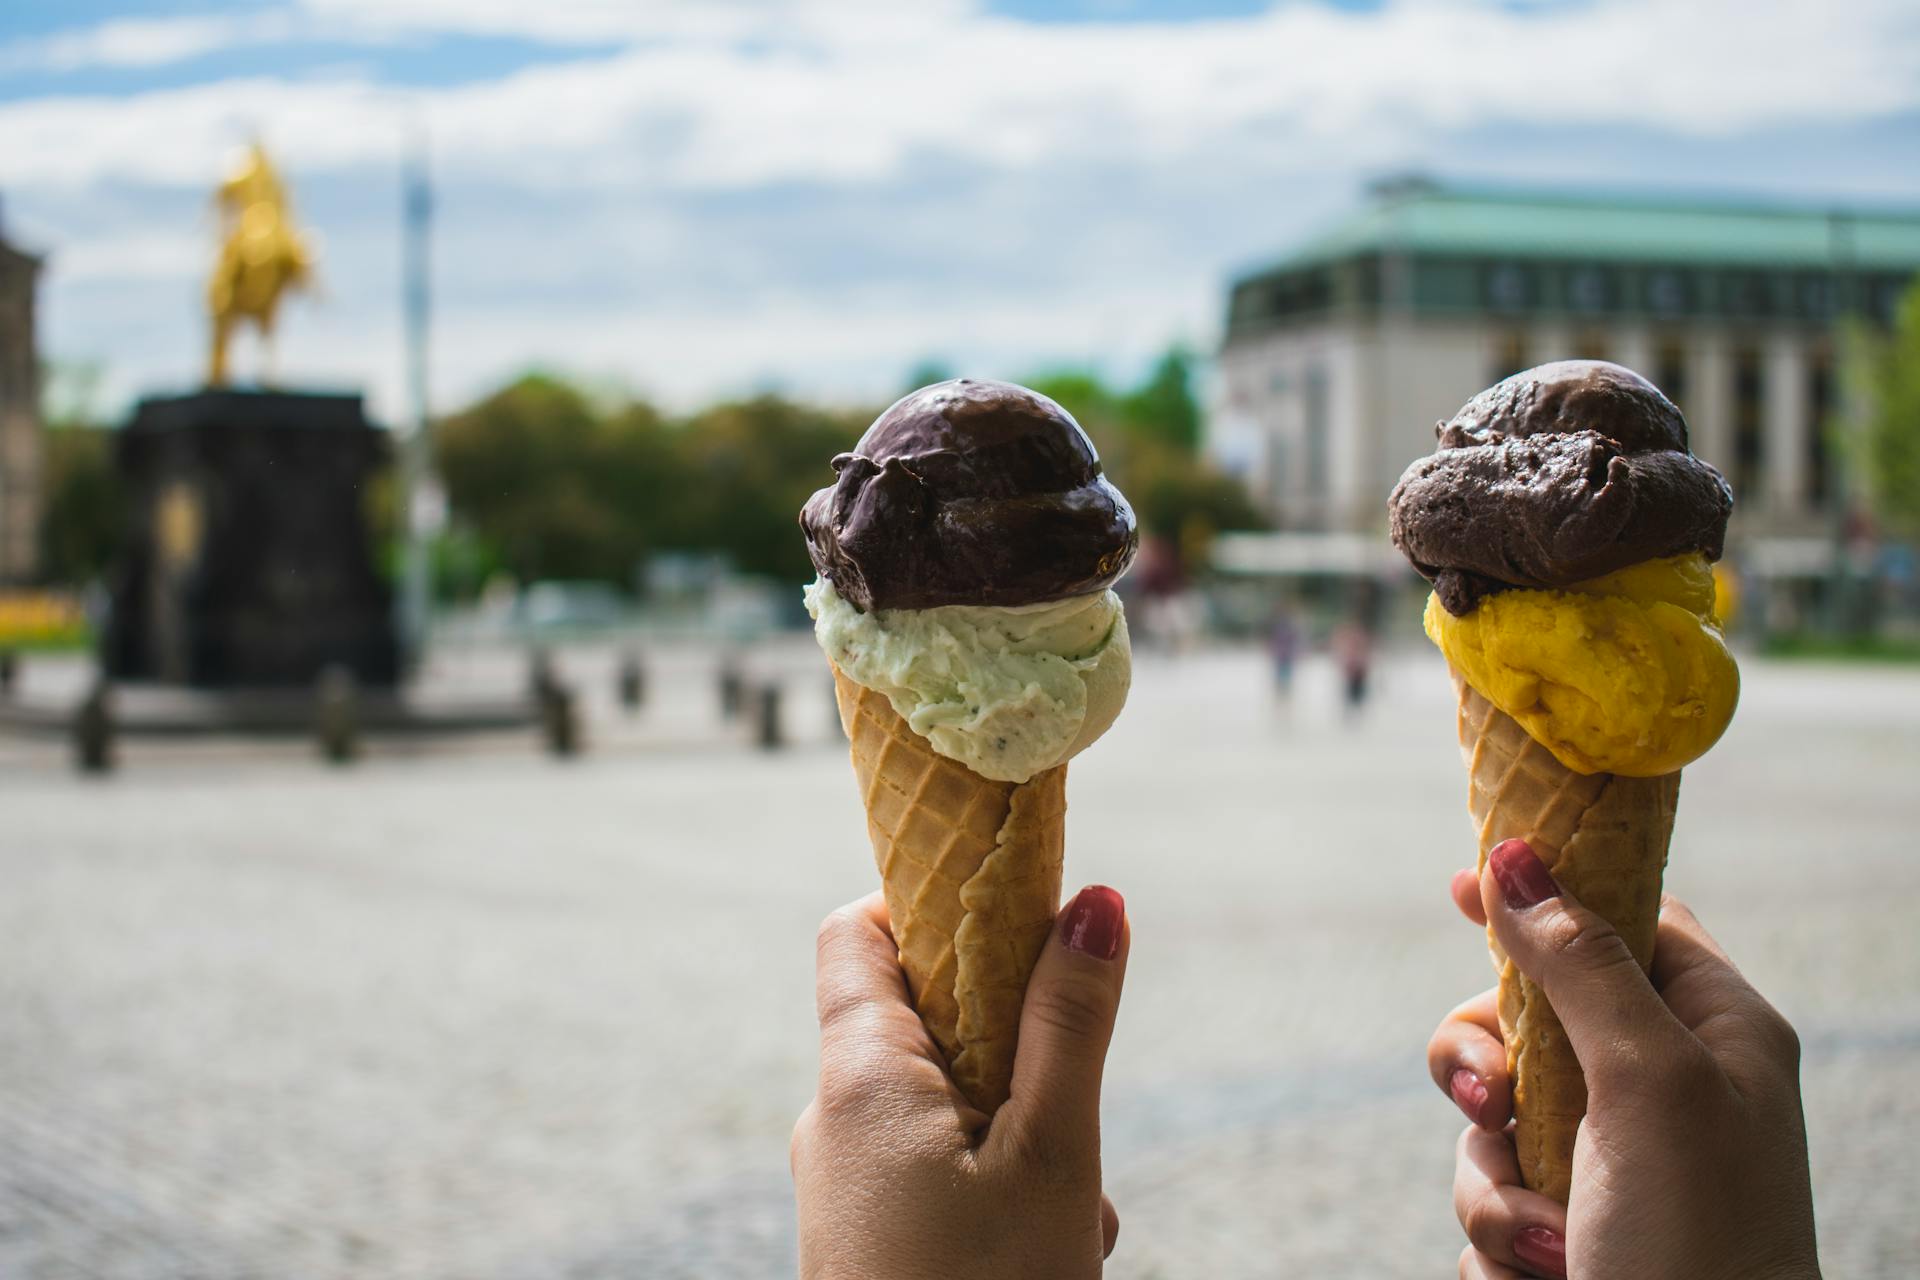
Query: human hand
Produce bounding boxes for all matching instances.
[1427,839,1820,1280]
[791,886,1129,1279]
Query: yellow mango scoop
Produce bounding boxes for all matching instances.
[1425,553,1738,777]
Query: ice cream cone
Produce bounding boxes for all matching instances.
[833,667,1065,1113]
[1455,673,1680,1203]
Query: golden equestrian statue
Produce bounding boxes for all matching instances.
[206,142,315,386]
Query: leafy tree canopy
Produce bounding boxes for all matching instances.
[434,374,862,589]
[1840,280,1920,537]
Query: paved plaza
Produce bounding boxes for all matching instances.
[1,642,1917,1278]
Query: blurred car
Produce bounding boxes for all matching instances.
[515,581,632,634]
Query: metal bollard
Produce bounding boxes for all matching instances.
[0,649,16,698]
[530,647,558,699]
[316,664,359,764]
[755,681,784,751]
[617,650,645,712]
[541,682,579,757]
[718,656,744,721]
[74,679,114,774]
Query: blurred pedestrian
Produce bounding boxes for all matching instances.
[1332,616,1373,717]
[1266,599,1300,704]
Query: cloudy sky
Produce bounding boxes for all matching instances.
[3,0,1919,423]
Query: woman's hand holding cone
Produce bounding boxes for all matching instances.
[793,886,1129,1280]
[1428,840,1821,1280]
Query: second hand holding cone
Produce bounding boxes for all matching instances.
[801,379,1138,1113]
[1458,677,1677,1200]
[1390,361,1739,1202]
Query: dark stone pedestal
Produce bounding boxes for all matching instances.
[105,390,400,688]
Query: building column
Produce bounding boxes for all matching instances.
[1333,325,1373,532]
[1530,322,1574,365]
[1764,334,1809,520]
[1611,326,1654,378]
[1685,334,1732,479]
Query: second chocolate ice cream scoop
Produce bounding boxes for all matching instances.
[1388,360,1733,616]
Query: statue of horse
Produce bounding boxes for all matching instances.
[207,143,314,387]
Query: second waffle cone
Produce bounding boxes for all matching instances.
[1455,675,1679,1203]
[833,668,1065,1113]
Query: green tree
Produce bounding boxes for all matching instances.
[901,359,956,394]
[1024,370,1124,432]
[37,362,122,587]
[39,423,122,585]
[1121,344,1202,453]
[1839,282,1920,536]
[1025,358,1261,560]
[675,395,864,582]
[434,373,681,586]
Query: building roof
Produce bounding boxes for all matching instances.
[1261,179,1920,275]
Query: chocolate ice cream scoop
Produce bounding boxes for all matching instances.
[801,378,1138,612]
[1388,361,1733,616]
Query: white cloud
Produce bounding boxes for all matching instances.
[0,13,301,74]
[54,231,207,282]
[5,0,1919,416]
[2,0,1916,195]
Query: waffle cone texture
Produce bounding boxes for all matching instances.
[1455,674,1679,1204]
[832,668,1065,1113]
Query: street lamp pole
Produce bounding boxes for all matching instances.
[399,118,434,670]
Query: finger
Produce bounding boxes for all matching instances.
[1427,988,1511,1129]
[1459,1245,1530,1280]
[1454,1126,1569,1277]
[813,894,958,1109]
[814,893,917,1044]
[1651,895,1802,1089]
[1101,1194,1120,1259]
[1650,895,1758,1029]
[993,885,1130,1166]
[1452,867,1489,926]
[1480,839,1700,1094]
[789,1100,815,1176]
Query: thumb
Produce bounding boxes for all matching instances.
[1481,839,1693,1093]
[995,885,1130,1159]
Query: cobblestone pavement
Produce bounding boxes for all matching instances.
[1,644,1917,1278]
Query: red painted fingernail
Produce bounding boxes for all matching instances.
[1513,1226,1567,1277]
[1059,886,1125,960]
[1489,839,1558,910]
[1449,1067,1488,1127]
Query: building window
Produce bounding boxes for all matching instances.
[1723,272,1773,321]
[1875,277,1906,325]
[1231,285,1263,328]
[1485,263,1531,313]
[1647,270,1690,316]
[1807,344,1834,509]
[1732,344,1764,500]
[1799,275,1834,322]
[1491,331,1529,383]
[1568,267,1611,313]
[1654,337,1686,410]
[1303,365,1330,495]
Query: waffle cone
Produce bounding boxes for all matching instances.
[833,667,1065,1113]
[1455,674,1679,1203]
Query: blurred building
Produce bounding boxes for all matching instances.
[1213,178,1920,567]
[0,199,42,583]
